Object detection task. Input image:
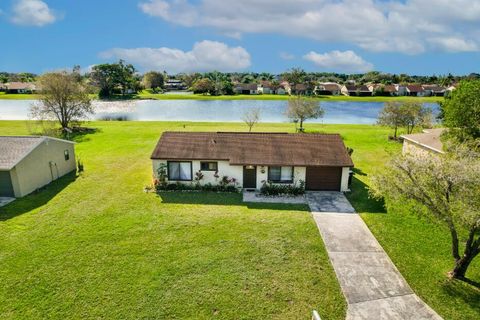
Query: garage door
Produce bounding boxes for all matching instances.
[305,166,342,191]
[0,171,14,197]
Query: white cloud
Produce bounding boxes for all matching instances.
[279,52,295,60]
[428,37,479,52]
[138,0,480,54]
[100,40,251,73]
[303,50,373,73]
[11,0,59,27]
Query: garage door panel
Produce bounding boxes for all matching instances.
[306,166,341,191]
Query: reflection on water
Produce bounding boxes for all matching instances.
[0,99,439,124]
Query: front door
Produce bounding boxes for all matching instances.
[243,166,257,189]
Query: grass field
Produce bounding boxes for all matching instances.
[0,120,478,319]
[0,91,444,103]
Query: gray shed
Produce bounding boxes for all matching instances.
[0,136,76,197]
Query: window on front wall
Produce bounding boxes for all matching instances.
[200,161,218,171]
[64,150,69,161]
[168,161,192,181]
[268,166,294,183]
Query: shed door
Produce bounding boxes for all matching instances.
[305,167,342,191]
[0,171,14,197]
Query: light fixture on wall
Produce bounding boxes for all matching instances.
[260,166,265,174]
[246,165,255,170]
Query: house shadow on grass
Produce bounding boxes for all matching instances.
[156,192,310,211]
[346,177,386,214]
[0,172,77,221]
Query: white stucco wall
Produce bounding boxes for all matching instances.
[152,160,307,190]
[255,166,306,188]
[340,167,351,192]
[152,160,244,188]
[402,139,441,157]
[10,138,76,197]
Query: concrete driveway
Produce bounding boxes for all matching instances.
[307,192,442,320]
[0,197,15,207]
[306,191,356,213]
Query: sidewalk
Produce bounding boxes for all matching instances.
[306,192,442,320]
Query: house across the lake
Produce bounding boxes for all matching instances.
[401,128,445,156]
[151,132,354,191]
[0,136,76,198]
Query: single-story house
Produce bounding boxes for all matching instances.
[341,85,371,96]
[275,82,290,95]
[405,84,425,96]
[422,85,446,96]
[234,83,258,95]
[0,136,76,198]
[151,132,354,191]
[401,128,445,157]
[5,82,37,94]
[293,84,313,95]
[368,84,397,96]
[165,79,187,91]
[395,84,407,96]
[316,83,341,95]
[257,81,276,94]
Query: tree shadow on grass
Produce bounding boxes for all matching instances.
[441,278,480,312]
[67,127,100,143]
[346,177,386,214]
[0,172,77,221]
[156,192,310,211]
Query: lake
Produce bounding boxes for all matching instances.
[0,99,439,124]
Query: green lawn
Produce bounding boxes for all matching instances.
[0,120,478,319]
[0,121,346,320]
[0,90,443,103]
[0,92,40,100]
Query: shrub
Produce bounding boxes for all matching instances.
[155,182,239,193]
[260,180,305,196]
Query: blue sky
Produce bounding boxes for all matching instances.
[1,0,479,75]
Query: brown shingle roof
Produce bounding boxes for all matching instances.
[6,82,36,90]
[151,132,354,167]
[406,84,424,92]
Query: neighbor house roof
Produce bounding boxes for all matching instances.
[151,132,354,167]
[0,136,75,170]
[406,84,424,92]
[344,85,370,92]
[422,85,445,92]
[318,84,340,91]
[6,82,36,90]
[235,83,258,91]
[401,128,445,154]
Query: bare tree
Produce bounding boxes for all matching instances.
[242,108,261,132]
[370,146,480,280]
[30,71,93,131]
[378,101,432,139]
[285,96,324,132]
[377,102,406,139]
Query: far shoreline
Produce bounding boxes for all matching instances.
[0,92,443,103]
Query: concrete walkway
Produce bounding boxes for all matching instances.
[0,197,15,208]
[306,192,442,320]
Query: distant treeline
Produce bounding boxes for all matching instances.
[2,61,479,98]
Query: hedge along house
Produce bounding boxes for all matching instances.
[151,132,354,191]
[0,136,76,198]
